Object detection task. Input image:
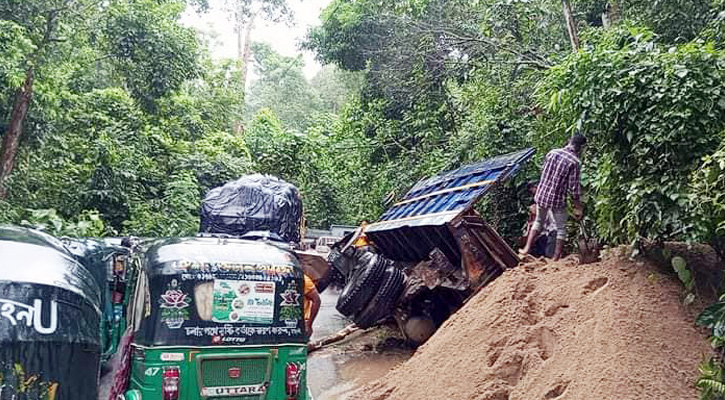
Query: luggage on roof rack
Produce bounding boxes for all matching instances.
[199,174,303,243]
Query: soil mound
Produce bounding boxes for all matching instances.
[353,251,712,400]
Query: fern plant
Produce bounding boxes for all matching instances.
[697,295,725,399]
[698,358,725,400]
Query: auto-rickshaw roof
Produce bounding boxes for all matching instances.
[142,236,300,276]
[0,225,102,309]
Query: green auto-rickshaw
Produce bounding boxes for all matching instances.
[121,236,310,400]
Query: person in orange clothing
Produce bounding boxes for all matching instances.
[352,220,370,248]
[303,274,321,337]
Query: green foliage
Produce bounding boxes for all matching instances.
[699,0,725,47]
[0,1,253,236]
[538,26,725,244]
[691,134,725,260]
[124,171,201,236]
[0,200,20,223]
[180,130,253,192]
[2,0,724,251]
[0,20,35,89]
[619,0,717,43]
[4,82,254,235]
[697,295,725,400]
[246,109,345,228]
[104,0,201,112]
[245,43,324,131]
[300,0,571,239]
[698,296,725,341]
[699,356,725,400]
[671,256,694,290]
[246,108,302,178]
[310,65,364,114]
[171,58,246,136]
[20,209,107,237]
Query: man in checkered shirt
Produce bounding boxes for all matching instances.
[520,133,587,260]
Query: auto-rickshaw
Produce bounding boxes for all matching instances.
[120,236,310,400]
[62,237,134,364]
[0,225,103,400]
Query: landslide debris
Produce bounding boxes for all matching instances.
[352,250,712,400]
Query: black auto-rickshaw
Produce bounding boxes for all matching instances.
[0,225,103,400]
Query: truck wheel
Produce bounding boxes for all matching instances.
[336,253,387,316]
[353,266,405,329]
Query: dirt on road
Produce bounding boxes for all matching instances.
[352,248,713,400]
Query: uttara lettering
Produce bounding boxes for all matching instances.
[0,298,58,334]
[201,384,266,396]
[173,261,295,277]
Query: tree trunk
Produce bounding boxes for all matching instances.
[240,13,256,93]
[0,68,35,200]
[602,2,618,28]
[610,1,619,24]
[233,17,245,135]
[561,0,579,52]
[236,18,244,60]
[233,13,256,136]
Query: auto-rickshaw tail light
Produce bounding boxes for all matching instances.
[162,366,180,400]
[285,362,302,398]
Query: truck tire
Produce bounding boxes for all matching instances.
[336,253,387,316]
[353,266,405,329]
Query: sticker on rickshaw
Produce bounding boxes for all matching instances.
[212,280,276,324]
[159,279,191,329]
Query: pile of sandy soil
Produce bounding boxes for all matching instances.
[352,250,713,400]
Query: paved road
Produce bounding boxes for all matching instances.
[307,290,411,400]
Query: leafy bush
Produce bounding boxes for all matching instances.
[0,200,20,223]
[123,171,201,237]
[20,209,107,237]
[538,26,725,244]
[690,138,725,259]
[697,295,725,400]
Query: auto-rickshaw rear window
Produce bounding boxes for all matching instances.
[133,259,307,346]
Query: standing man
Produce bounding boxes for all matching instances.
[520,133,587,260]
[522,181,557,258]
[303,274,321,338]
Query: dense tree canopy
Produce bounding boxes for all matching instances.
[0,0,724,246]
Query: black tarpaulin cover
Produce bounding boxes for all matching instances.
[200,174,303,243]
[0,225,102,400]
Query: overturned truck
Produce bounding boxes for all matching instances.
[330,148,534,343]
